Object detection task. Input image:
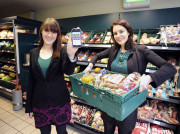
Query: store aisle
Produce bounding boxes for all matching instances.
[0,96,86,134]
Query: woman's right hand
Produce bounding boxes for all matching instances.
[26,112,33,119]
[83,63,93,73]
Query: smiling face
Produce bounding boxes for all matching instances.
[42,28,57,46]
[113,25,130,46]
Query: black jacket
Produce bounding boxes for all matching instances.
[25,47,77,113]
[90,44,177,88]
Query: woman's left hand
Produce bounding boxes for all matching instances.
[67,33,79,57]
[139,74,153,92]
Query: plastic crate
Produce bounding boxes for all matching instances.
[160,25,180,47]
[69,71,147,121]
[86,30,107,44]
[139,29,160,45]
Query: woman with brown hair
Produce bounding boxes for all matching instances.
[25,18,78,134]
[84,19,176,134]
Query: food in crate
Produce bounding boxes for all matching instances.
[80,70,141,96]
[140,33,159,45]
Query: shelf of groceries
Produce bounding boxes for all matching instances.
[69,94,179,133]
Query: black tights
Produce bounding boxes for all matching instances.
[39,124,67,134]
[102,110,137,134]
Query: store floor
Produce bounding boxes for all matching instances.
[0,96,86,134]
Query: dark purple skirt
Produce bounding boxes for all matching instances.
[33,103,71,128]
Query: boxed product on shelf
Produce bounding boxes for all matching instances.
[103,31,113,44]
[86,30,107,44]
[81,31,91,43]
[132,120,151,134]
[77,50,90,61]
[151,125,174,134]
[137,99,179,125]
[160,24,180,46]
[69,70,147,121]
[139,29,160,45]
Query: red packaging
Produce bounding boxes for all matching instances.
[132,120,150,134]
[151,125,174,134]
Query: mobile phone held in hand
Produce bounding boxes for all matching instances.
[71,27,82,47]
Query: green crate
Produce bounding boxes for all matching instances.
[86,30,107,44]
[69,71,147,121]
[133,29,141,44]
[139,29,160,45]
[160,25,180,47]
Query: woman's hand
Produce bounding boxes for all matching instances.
[26,112,33,119]
[139,74,153,92]
[83,63,93,73]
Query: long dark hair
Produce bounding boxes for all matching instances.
[111,19,134,50]
[39,18,62,59]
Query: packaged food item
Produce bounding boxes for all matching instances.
[151,125,174,134]
[132,120,150,134]
[119,72,141,91]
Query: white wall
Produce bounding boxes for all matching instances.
[20,0,180,21]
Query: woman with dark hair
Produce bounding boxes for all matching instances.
[84,19,176,134]
[25,18,78,134]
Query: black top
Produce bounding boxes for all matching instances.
[90,44,177,88]
[25,47,77,113]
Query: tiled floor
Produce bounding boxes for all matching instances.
[0,96,86,134]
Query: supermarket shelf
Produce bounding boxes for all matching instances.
[146,46,180,51]
[0,59,16,64]
[138,118,178,130]
[0,68,16,73]
[0,38,14,40]
[0,87,13,101]
[0,50,15,53]
[82,44,112,48]
[76,61,107,68]
[147,96,180,104]
[71,96,90,106]
[68,121,102,134]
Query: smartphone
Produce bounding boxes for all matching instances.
[71,27,82,47]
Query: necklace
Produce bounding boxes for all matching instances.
[119,52,126,62]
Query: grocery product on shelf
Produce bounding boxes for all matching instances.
[151,125,174,134]
[103,31,113,44]
[77,50,90,61]
[160,24,180,45]
[137,100,179,124]
[132,120,151,134]
[87,31,105,44]
[140,33,159,45]
[91,111,104,132]
[71,103,96,125]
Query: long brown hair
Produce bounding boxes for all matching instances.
[39,18,62,59]
[111,19,134,50]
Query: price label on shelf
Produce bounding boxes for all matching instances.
[161,47,168,49]
[153,120,161,125]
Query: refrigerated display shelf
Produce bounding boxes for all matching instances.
[138,118,178,130]
[147,95,180,104]
[0,68,16,73]
[0,59,16,64]
[68,121,103,134]
[0,50,15,53]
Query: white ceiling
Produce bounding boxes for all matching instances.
[0,0,96,18]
